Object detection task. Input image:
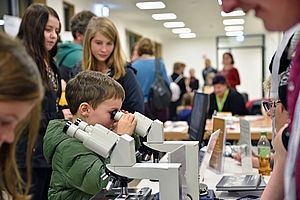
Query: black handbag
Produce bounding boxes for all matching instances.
[148,58,172,110]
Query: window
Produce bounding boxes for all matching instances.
[63,1,74,31]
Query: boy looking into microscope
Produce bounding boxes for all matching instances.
[43,70,141,200]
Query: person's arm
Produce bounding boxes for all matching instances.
[227,68,240,88]
[260,124,288,200]
[63,141,110,195]
[227,91,246,116]
[208,94,216,119]
[119,67,144,114]
[233,151,259,168]
[195,79,199,90]
[160,61,171,85]
[179,78,187,98]
[260,152,285,200]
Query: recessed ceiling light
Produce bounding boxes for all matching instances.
[179,33,196,38]
[152,13,176,20]
[172,28,191,34]
[221,10,245,17]
[223,19,245,25]
[224,26,244,31]
[163,22,185,28]
[226,31,244,36]
[136,1,165,9]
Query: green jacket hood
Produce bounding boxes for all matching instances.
[56,41,83,67]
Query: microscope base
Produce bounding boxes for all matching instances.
[90,187,155,200]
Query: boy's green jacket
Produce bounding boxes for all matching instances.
[43,119,141,200]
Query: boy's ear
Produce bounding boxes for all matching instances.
[79,102,90,117]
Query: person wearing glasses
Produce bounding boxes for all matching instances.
[221,1,300,199]
[233,74,290,200]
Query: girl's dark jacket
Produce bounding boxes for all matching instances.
[16,59,64,168]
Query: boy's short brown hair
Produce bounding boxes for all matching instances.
[66,70,125,114]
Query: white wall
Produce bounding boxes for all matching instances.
[162,37,216,87]
[46,0,282,100]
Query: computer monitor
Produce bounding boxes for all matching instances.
[188,92,209,148]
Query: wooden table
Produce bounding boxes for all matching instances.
[164,116,272,141]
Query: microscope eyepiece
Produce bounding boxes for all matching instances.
[110,109,118,119]
[63,121,72,134]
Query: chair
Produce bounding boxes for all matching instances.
[248,99,264,115]
[240,92,249,104]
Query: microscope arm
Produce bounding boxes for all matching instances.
[144,141,200,200]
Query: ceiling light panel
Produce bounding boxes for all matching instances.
[226,31,244,36]
[152,13,176,20]
[136,1,165,9]
[223,19,245,25]
[179,33,196,38]
[224,26,244,31]
[172,28,191,34]
[221,10,245,17]
[163,22,185,28]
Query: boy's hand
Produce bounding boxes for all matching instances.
[113,113,137,136]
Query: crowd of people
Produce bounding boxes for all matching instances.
[1,1,300,199]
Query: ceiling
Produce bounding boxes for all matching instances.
[87,0,267,40]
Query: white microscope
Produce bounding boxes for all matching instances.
[63,119,183,200]
[112,111,201,200]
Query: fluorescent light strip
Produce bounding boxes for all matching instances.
[136,1,165,9]
[221,10,245,17]
[163,22,185,28]
[224,26,244,31]
[226,31,244,36]
[152,13,176,20]
[179,33,196,38]
[223,19,245,25]
[0,20,4,25]
[172,28,191,34]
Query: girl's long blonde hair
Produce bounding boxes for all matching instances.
[82,17,126,80]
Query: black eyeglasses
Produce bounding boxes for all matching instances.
[261,100,281,112]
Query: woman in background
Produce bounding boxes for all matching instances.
[187,68,199,92]
[219,52,240,90]
[82,17,144,114]
[16,4,72,200]
[0,32,43,200]
[132,37,170,122]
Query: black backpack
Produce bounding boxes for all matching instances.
[148,58,172,110]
